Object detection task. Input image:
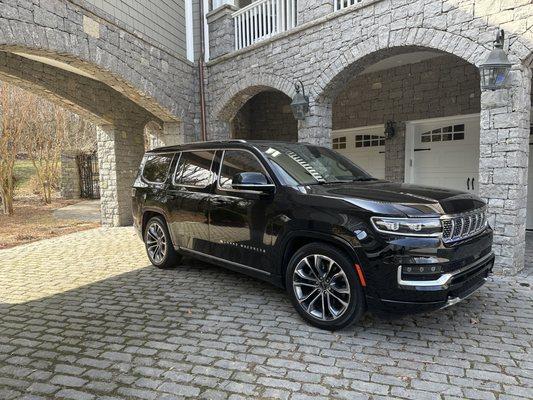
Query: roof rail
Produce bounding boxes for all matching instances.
[188,139,247,144]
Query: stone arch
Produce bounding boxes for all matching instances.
[311,28,490,103]
[212,73,296,122]
[0,0,195,123]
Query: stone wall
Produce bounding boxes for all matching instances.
[60,154,81,199]
[232,91,298,141]
[332,55,481,130]
[331,54,480,182]
[206,0,533,274]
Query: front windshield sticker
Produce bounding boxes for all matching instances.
[285,150,326,183]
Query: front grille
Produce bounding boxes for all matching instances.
[441,207,488,243]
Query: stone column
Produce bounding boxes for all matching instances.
[298,101,332,147]
[297,0,333,25]
[161,122,185,146]
[60,152,80,199]
[206,4,237,59]
[97,124,145,227]
[385,122,406,183]
[478,66,532,275]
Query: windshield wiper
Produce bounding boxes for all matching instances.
[351,177,377,182]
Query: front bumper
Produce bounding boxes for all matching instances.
[359,226,494,315]
[367,251,494,314]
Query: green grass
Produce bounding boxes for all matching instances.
[13,160,37,192]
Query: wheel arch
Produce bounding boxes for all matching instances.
[277,231,364,288]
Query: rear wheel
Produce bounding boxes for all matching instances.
[144,216,182,269]
[286,243,365,330]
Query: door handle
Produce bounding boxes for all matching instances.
[467,178,470,190]
[471,177,475,191]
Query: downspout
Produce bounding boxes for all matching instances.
[198,0,208,141]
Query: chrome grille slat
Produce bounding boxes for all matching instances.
[441,207,487,243]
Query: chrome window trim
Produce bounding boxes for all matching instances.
[216,149,275,195]
[171,150,216,189]
[141,152,177,185]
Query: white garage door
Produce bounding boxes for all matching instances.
[410,116,480,195]
[332,126,386,179]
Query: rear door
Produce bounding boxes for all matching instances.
[166,150,216,254]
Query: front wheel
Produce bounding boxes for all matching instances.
[144,216,182,269]
[286,243,366,330]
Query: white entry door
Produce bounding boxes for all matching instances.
[409,115,480,194]
[332,126,386,179]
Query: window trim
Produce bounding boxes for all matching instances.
[216,149,275,195]
[171,150,217,189]
[141,152,176,185]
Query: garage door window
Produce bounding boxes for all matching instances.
[355,135,385,148]
[332,137,347,149]
[421,124,465,143]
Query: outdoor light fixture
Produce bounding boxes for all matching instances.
[480,29,513,90]
[384,120,396,139]
[291,80,309,121]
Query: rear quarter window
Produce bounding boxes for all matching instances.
[142,153,174,183]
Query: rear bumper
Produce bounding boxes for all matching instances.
[367,252,494,314]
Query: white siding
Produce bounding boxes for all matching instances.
[86,0,187,57]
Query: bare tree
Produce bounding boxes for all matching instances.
[0,83,29,215]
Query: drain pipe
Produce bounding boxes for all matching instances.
[198,0,208,141]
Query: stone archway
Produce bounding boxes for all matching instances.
[310,37,531,274]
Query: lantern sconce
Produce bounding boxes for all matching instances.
[479,29,513,91]
[384,120,396,139]
[291,80,310,121]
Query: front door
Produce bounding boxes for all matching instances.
[209,149,275,274]
[411,116,480,194]
[167,150,216,255]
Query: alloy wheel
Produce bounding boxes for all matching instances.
[292,254,351,321]
[146,222,167,264]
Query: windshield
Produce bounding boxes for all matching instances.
[257,143,375,185]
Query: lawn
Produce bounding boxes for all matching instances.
[13,159,37,195]
[0,160,100,249]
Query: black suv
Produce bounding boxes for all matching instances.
[132,140,494,330]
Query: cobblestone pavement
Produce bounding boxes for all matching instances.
[0,228,532,400]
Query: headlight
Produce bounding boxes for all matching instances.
[371,217,442,237]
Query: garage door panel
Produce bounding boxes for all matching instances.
[412,117,480,195]
[332,127,385,179]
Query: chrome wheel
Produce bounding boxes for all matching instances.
[292,254,351,321]
[146,222,167,264]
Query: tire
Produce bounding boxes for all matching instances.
[144,216,182,269]
[285,243,365,330]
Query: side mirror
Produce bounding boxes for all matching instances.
[232,172,275,193]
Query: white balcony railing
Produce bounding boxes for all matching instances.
[233,0,297,50]
[334,0,363,11]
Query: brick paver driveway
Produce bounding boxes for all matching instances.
[1,228,532,400]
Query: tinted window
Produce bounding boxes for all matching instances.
[256,143,374,185]
[174,151,215,188]
[142,154,174,183]
[219,150,269,189]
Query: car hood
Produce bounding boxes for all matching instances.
[299,180,485,217]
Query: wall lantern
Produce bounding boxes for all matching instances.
[479,29,513,91]
[384,120,396,139]
[291,80,310,121]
